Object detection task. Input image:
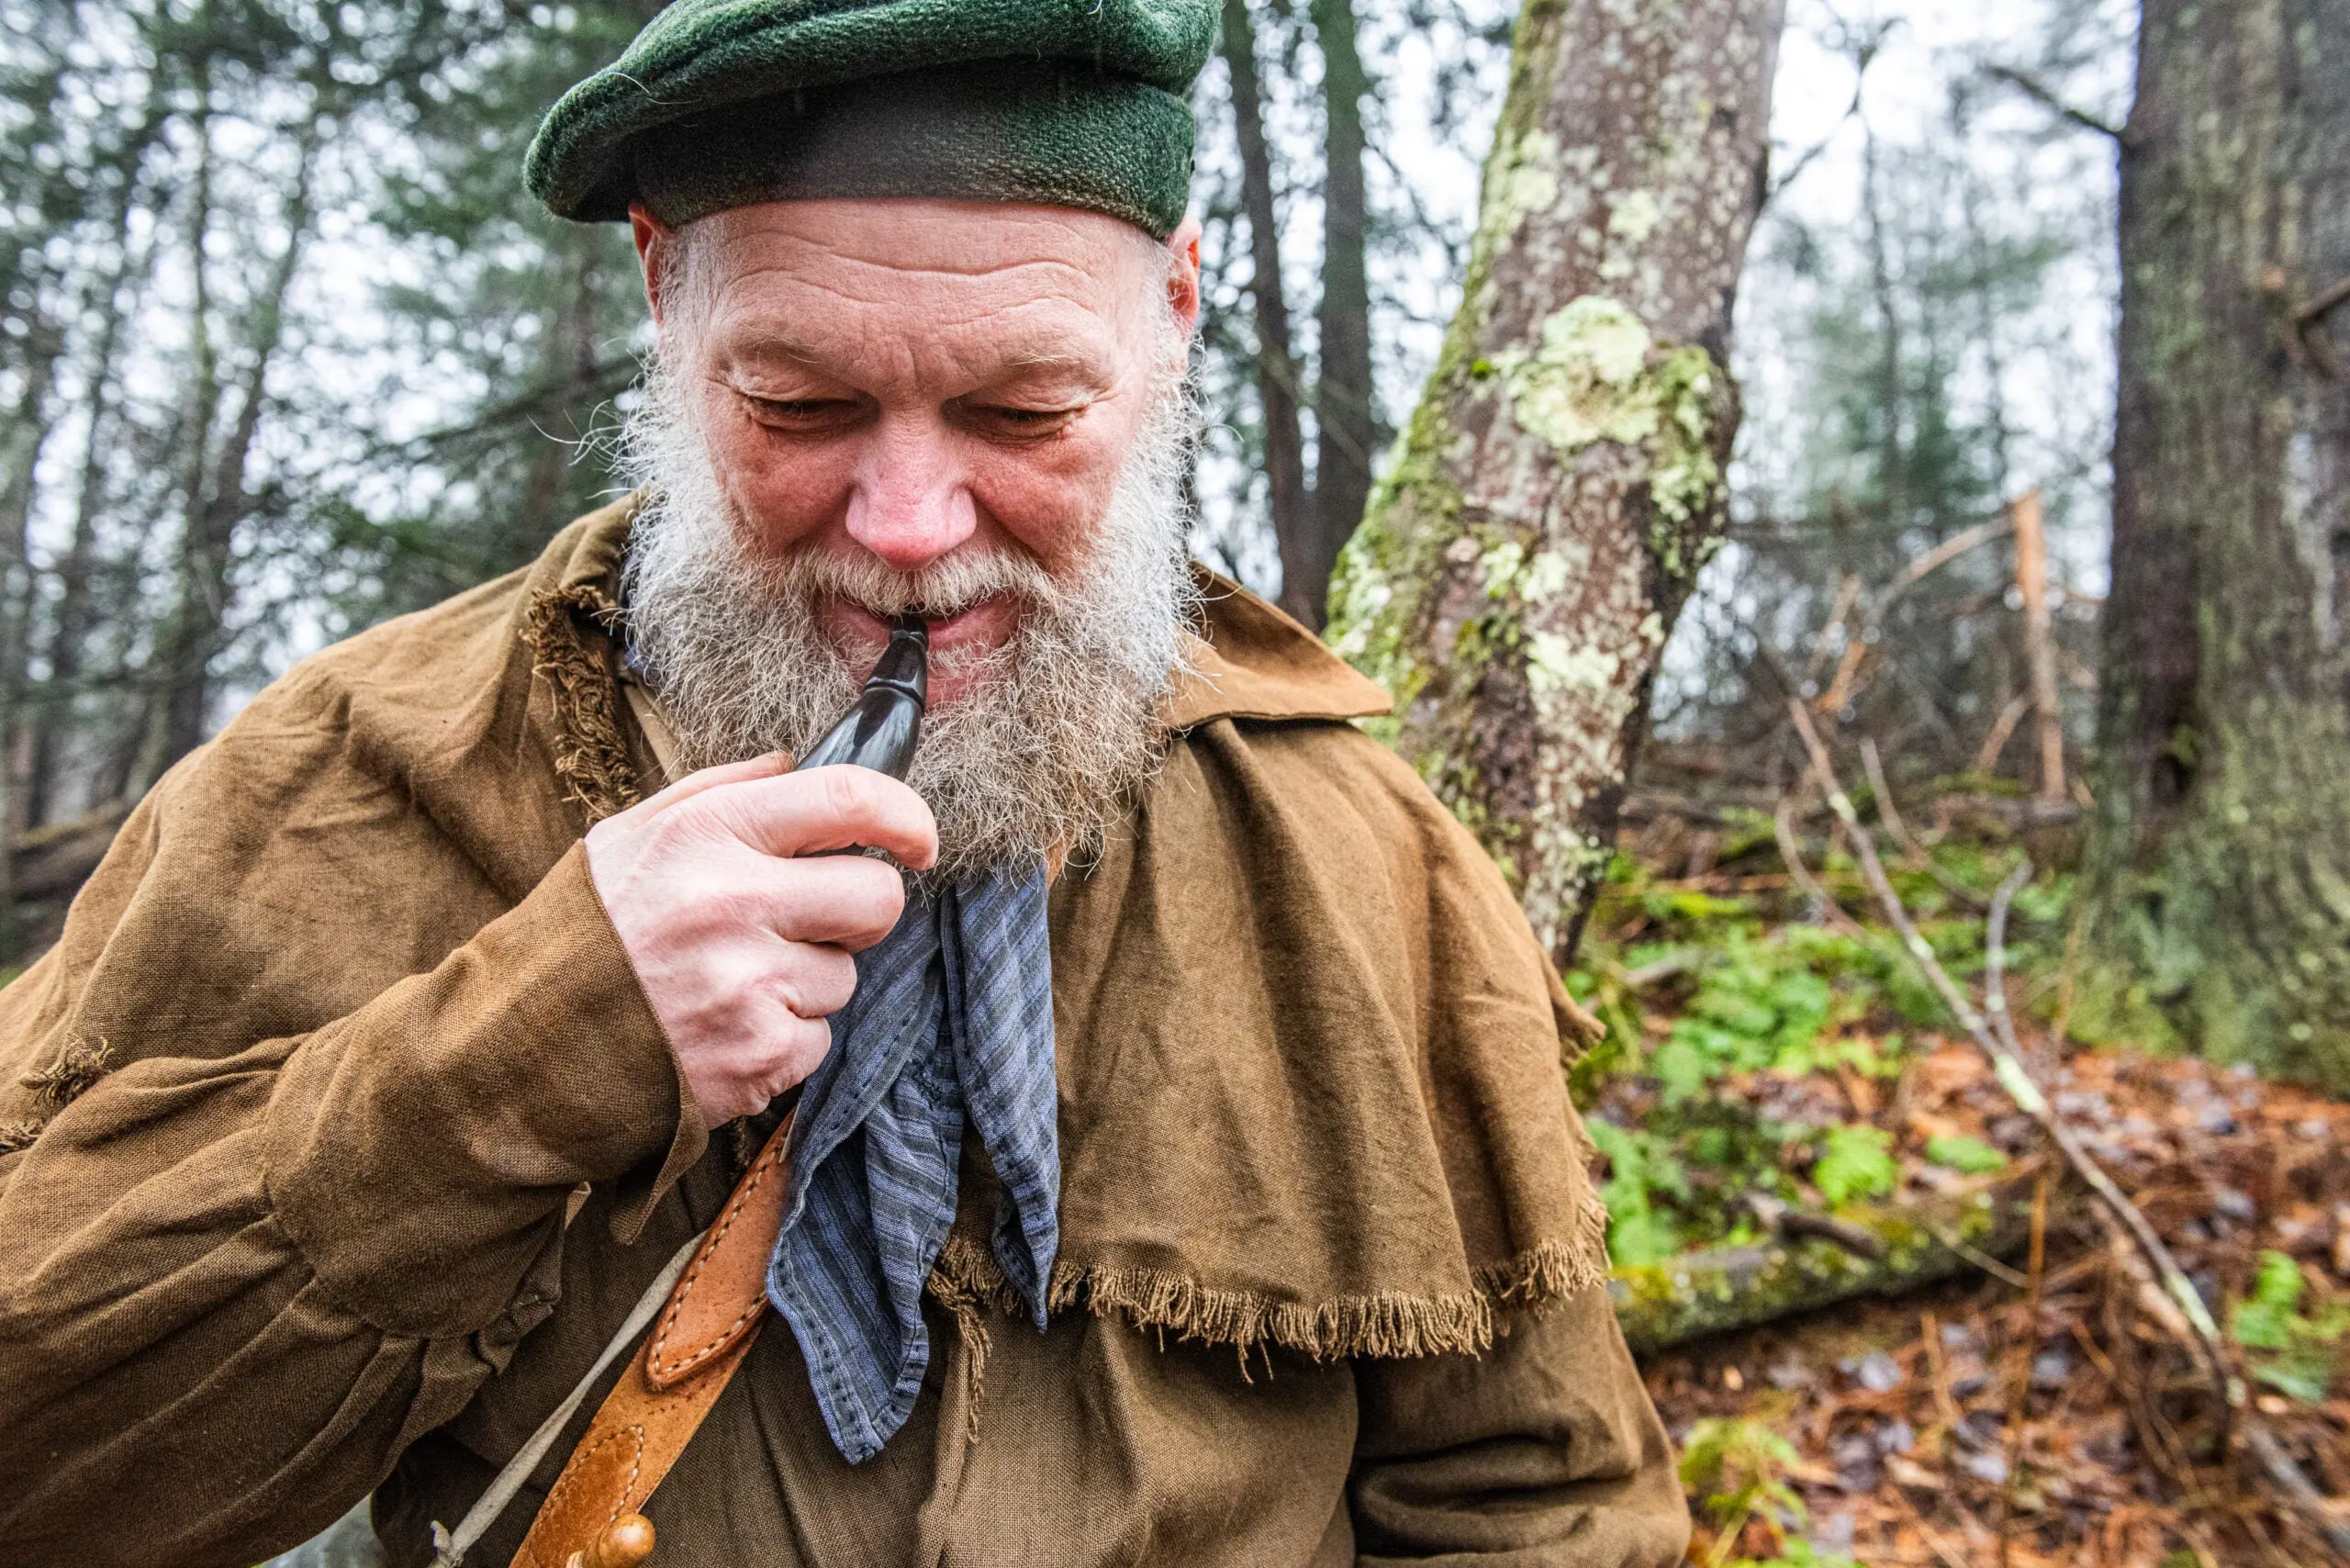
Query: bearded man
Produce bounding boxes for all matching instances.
[0,4,1688,1564]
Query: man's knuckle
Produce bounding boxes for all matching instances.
[820,766,867,823]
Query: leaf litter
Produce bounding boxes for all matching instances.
[1568,834,2350,1565]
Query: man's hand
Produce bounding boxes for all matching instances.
[585,754,938,1126]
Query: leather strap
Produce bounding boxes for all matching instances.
[509,1115,795,1568]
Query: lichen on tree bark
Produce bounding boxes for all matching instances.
[1326,0,1785,967]
[2082,0,2350,1090]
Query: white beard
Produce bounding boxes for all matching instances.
[616,359,1201,879]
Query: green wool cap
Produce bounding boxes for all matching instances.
[526,0,1216,240]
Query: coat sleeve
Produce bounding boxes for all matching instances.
[0,735,701,1567]
[1347,1286,1691,1566]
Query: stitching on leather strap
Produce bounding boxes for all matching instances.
[645,1134,784,1386]
[521,1425,646,1568]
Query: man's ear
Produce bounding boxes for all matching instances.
[629,202,673,328]
[1164,214,1203,340]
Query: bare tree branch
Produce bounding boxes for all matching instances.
[1981,62,2125,141]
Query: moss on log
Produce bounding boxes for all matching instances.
[1610,1180,2036,1353]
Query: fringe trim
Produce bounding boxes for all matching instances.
[928,1210,1614,1364]
[925,1257,995,1447]
[1,1037,118,1156]
[22,1036,114,1107]
[1475,1187,1616,1317]
[522,584,641,823]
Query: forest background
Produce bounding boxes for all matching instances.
[12,0,2350,1562]
[0,0,2121,902]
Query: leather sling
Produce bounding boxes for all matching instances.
[508,1114,795,1568]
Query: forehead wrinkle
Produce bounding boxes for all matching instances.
[708,293,1122,393]
[706,200,1142,274]
[818,252,1113,289]
[699,240,1145,330]
[712,263,1110,330]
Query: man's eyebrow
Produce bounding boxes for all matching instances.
[1002,348,1088,370]
[728,337,827,367]
[724,338,1100,377]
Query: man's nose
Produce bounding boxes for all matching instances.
[844,419,978,572]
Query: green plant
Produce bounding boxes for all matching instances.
[1572,860,2067,1271]
[1588,1118,1688,1266]
[2231,1250,2349,1403]
[1728,1546,1857,1568]
[1923,1133,2009,1175]
[1812,1125,1898,1207]
[1648,935,1862,1104]
[1679,1416,1807,1566]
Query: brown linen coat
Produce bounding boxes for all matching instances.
[0,503,1687,1568]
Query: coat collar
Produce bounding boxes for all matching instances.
[1166,564,1392,729]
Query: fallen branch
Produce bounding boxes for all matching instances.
[1861,736,1987,910]
[1611,1173,2035,1354]
[1744,1191,1886,1260]
[1773,795,1864,935]
[1622,948,1705,990]
[1789,701,2230,1384]
[1858,738,1925,857]
[1984,859,2034,1067]
[1785,700,2350,1556]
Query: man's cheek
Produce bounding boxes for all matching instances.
[969,447,1125,571]
[721,435,855,550]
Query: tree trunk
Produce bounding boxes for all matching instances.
[31,119,160,827]
[1218,0,1314,622]
[1326,0,1783,968]
[2082,0,2350,1088]
[30,340,118,827]
[1302,0,1374,631]
[2010,488,2065,803]
[138,87,221,788]
[1861,121,1908,541]
[149,124,317,778]
[0,321,66,961]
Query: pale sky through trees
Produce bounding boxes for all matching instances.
[5,0,2135,775]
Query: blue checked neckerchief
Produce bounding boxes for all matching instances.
[764,859,1060,1464]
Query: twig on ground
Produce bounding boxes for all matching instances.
[1860,738,1924,858]
[1622,949,1704,990]
[1891,1486,1974,1568]
[1863,736,1989,909]
[1744,1191,1886,1260]
[1928,1223,2031,1290]
[1774,794,1865,935]
[2244,1423,2350,1554]
[1784,698,2350,1556]
[1998,1173,2052,1568]
[1919,1309,1964,1438]
[1985,861,2035,1065]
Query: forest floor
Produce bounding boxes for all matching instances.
[1574,803,2350,1567]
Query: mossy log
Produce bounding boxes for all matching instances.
[1610,1179,2036,1353]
